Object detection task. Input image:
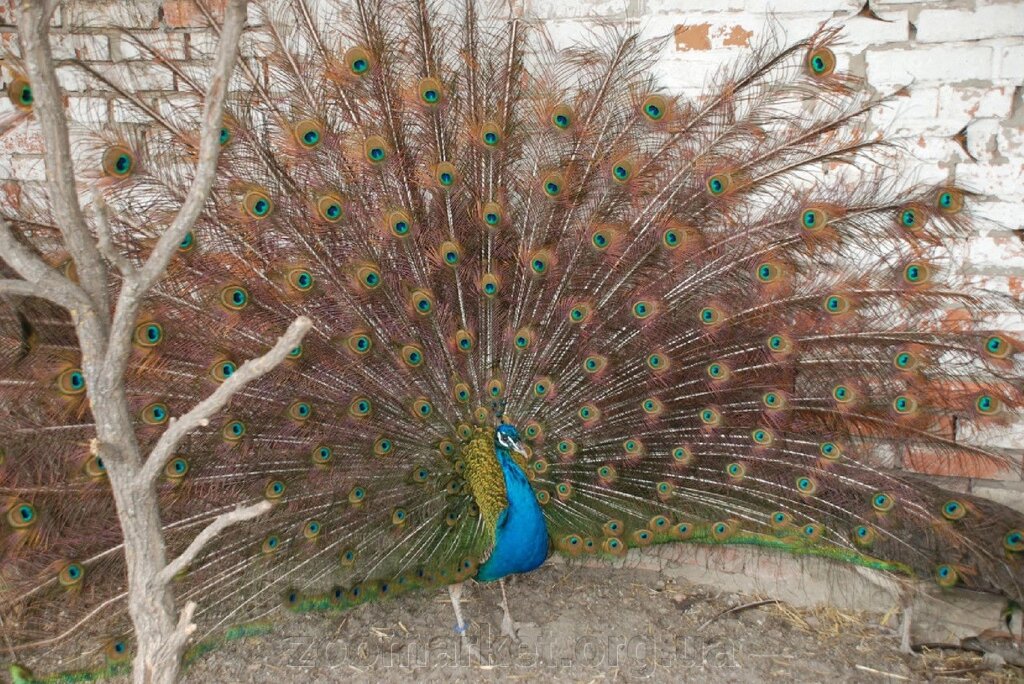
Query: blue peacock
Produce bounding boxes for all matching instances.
[2,0,1024,679]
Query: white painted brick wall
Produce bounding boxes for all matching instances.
[0,0,1022,492]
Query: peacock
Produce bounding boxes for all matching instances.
[2,0,1023,679]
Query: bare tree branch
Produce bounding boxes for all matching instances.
[0,216,91,309]
[103,0,249,384]
[141,315,311,484]
[156,502,273,586]
[91,190,135,278]
[15,1,109,313]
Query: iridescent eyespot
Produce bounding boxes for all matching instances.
[524,422,542,440]
[550,104,573,130]
[568,303,591,323]
[59,561,85,587]
[819,441,842,460]
[641,94,668,122]
[590,226,615,251]
[223,420,246,440]
[434,161,458,188]
[898,206,922,230]
[557,439,576,458]
[401,344,425,367]
[481,273,500,297]
[178,231,196,252]
[265,480,286,499]
[1003,529,1024,552]
[642,397,663,415]
[894,351,919,371]
[800,208,826,232]
[480,121,502,147]
[133,322,163,347]
[892,394,918,415]
[418,77,444,106]
[942,500,967,521]
[303,520,322,539]
[756,262,780,283]
[751,428,773,445]
[439,240,462,267]
[672,523,693,541]
[453,330,475,353]
[935,188,964,214]
[354,266,382,290]
[802,524,822,541]
[412,398,433,419]
[480,201,503,228]
[210,359,236,382]
[726,462,745,479]
[662,226,682,249]
[795,476,817,495]
[317,195,344,223]
[347,332,372,355]
[706,174,731,196]
[218,127,231,146]
[7,78,32,109]
[806,47,836,77]
[711,521,736,541]
[57,368,86,395]
[85,455,106,478]
[220,285,249,310]
[534,376,553,397]
[386,209,413,237]
[934,564,958,587]
[165,457,188,479]
[699,407,721,426]
[313,445,333,464]
[8,502,36,528]
[349,485,367,504]
[486,378,504,398]
[542,172,564,198]
[853,525,875,547]
[262,535,281,554]
[985,335,1011,359]
[632,300,654,319]
[823,294,849,315]
[975,394,1002,415]
[871,492,894,512]
[767,334,792,354]
[374,437,394,456]
[412,467,430,483]
[903,262,930,285]
[293,119,323,148]
[350,397,372,417]
[596,464,617,481]
[762,391,785,409]
[288,401,312,421]
[391,508,408,525]
[360,135,387,164]
[438,440,456,457]
[102,145,134,177]
[287,268,314,292]
[647,353,668,372]
[105,640,130,662]
[832,385,853,403]
[672,446,692,465]
[412,290,436,314]
[142,402,169,425]
[344,46,373,76]
[578,404,600,423]
[706,362,728,380]
[556,482,573,500]
[699,306,721,325]
[610,158,633,184]
[528,249,552,276]
[242,190,273,219]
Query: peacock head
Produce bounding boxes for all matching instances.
[495,423,527,457]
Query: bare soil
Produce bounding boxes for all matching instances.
[179,563,1016,683]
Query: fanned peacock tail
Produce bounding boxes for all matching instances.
[3,0,1024,674]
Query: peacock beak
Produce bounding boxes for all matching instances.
[511,441,528,457]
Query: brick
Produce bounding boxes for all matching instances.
[957,160,1024,203]
[161,0,227,29]
[865,45,994,86]
[936,85,1015,123]
[744,0,859,12]
[0,120,44,154]
[524,0,628,19]
[970,481,1024,514]
[66,1,160,29]
[837,11,909,47]
[11,155,45,182]
[67,95,110,122]
[117,31,187,61]
[119,61,176,91]
[50,33,111,61]
[966,235,1024,273]
[648,0,745,12]
[916,5,1024,43]
[996,44,1024,83]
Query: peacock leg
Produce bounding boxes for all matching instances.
[499,578,519,641]
[899,589,914,654]
[447,582,483,662]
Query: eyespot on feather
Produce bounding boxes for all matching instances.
[102,145,135,178]
[293,119,323,149]
[806,47,836,77]
[242,190,273,219]
[418,77,444,106]
[344,46,373,76]
[7,77,33,109]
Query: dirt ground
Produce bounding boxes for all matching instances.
[177,562,1017,683]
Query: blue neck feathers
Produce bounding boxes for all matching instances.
[475,448,549,582]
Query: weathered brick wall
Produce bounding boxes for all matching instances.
[1,1,1022,504]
